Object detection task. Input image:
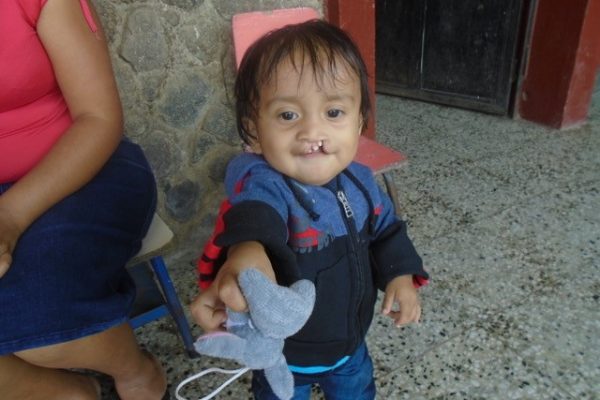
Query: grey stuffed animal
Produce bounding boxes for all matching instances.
[194,268,316,400]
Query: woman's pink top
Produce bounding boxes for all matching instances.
[0,0,86,183]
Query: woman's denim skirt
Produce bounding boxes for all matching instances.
[0,140,157,354]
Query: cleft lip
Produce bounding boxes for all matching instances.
[305,140,325,154]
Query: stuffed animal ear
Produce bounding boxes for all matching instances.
[194,331,247,363]
[238,268,315,338]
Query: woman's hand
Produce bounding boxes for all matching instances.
[0,206,25,278]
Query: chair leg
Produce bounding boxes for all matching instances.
[382,171,401,215]
[149,256,198,358]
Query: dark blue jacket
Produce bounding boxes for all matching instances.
[210,153,428,367]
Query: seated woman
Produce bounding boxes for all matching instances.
[0,0,167,399]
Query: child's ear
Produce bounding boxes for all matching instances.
[244,118,263,154]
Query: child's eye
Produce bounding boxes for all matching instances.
[279,111,298,121]
[327,109,344,119]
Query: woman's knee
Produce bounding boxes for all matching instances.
[0,354,99,400]
[15,323,139,372]
[14,342,70,369]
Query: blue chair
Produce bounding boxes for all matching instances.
[128,213,197,358]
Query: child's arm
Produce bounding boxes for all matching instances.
[190,241,275,332]
[381,275,422,327]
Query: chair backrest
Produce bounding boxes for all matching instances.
[232,7,320,68]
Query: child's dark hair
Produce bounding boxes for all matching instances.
[235,19,371,146]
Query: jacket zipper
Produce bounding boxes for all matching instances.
[335,189,366,345]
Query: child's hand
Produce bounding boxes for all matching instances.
[382,275,421,327]
[190,241,274,332]
[190,269,240,333]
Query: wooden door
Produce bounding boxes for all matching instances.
[376,0,526,115]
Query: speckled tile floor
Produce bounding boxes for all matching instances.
[113,86,599,399]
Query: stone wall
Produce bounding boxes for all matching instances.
[93,0,324,263]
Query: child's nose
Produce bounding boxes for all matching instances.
[298,115,325,141]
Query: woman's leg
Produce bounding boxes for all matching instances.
[0,354,100,400]
[13,323,166,400]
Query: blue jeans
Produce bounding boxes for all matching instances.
[252,342,376,400]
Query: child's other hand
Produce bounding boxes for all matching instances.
[382,275,421,327]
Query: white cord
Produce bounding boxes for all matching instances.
[175,366,250,400]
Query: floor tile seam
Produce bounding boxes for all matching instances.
[423,281,551,341]
[481,170,597,202]
[372,324,470,378]
[391,161,590,226]
[388,146,600,201]
[467,175,600,225]
[399,181,600,238]
[422,138,545,163]
[414,194,523,243]
[427,124,600,157]
[438,178,596,235]
[395,321,481,364]
[474,152,600,187]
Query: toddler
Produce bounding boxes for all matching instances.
[191,19,429,400]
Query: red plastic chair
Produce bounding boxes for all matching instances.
[232,8,407,212]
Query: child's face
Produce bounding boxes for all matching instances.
[247,57,363,186]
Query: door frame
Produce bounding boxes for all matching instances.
[515,0,600,128]
[326,0,376,138]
